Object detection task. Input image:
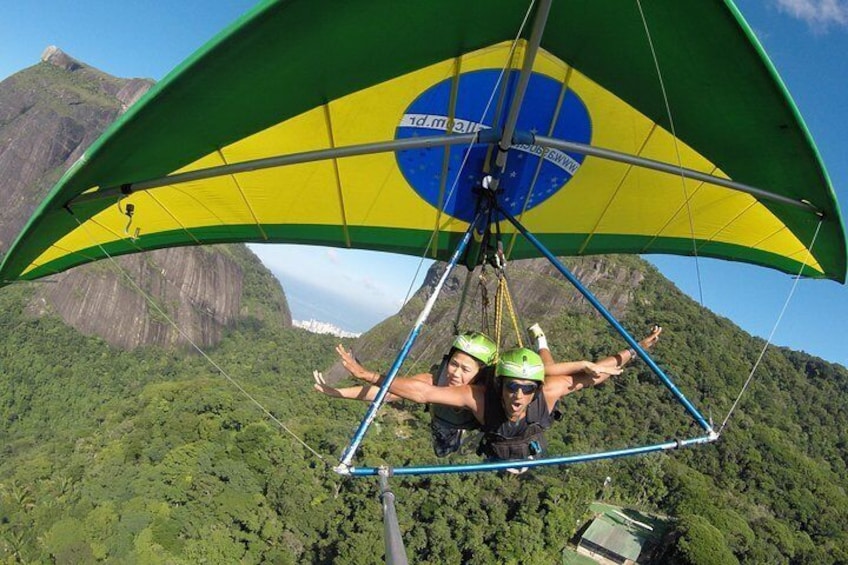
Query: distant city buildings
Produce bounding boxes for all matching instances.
[293,319,361,338]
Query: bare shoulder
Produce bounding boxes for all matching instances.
[469,383,487,400]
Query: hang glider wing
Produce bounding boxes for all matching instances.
[1,0,845,284]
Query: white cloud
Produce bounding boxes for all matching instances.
[326,248,341,265]
[776,0,848,31]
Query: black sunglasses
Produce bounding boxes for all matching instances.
[504,380,539,395]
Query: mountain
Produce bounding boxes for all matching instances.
[1,245,845,563]
[0,48,291,349]
[0,47,150,251]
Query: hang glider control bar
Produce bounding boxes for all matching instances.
[341,433,718,477]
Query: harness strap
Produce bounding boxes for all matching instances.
[478,423,547,460]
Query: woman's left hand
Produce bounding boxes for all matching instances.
[336,344,375,382]
[584,361,623,378]
[313,370,344,397]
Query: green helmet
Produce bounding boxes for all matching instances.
[496,348,545,383]
[452,331,497,365]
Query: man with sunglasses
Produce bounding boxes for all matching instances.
[476,348,553,462]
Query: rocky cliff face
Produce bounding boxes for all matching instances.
[26,247,245,350]
[0,48,152,250]
[0,48,291,350]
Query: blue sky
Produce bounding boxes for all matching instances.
[2,1,847,366]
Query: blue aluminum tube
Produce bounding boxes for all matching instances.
[337,211,485,469]
[346,434,718,477]
[497,206,714,433]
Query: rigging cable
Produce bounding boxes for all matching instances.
[452,211,494,336]
[636,0,705,307]
[68,213,329,466]
[494,273,524,355]
[718,219,824,434]
[452,269,476,336]
[492,223,524,354]
[479,266,493,337]
[637,0,828,436]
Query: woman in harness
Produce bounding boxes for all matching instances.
[313,331,499,456]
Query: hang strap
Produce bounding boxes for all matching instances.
[494,272,523,355]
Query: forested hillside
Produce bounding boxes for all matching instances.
[1,252,846,563]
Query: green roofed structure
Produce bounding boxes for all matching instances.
[577,513,650,564]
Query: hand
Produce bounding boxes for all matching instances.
[584,361,623,378]
[313,370,344,397]
[639,325,663,350]
[336,344,374,382]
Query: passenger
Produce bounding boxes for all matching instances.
[313,332,497,456]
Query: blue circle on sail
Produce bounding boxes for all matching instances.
[395,69,592,222]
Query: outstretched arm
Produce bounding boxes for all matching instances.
[542,367,622,405]
[542,325,663,376]
[313,370,406,402]
[540,325,664,409]
[595,325,663,368]
[336,344,479,411]
[313,345,436,402]
[541,358,617,377]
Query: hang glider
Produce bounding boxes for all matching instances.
[0,0,844,285]
[4,4,845,560]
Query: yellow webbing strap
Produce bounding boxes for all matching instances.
[494,272,522,358]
